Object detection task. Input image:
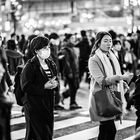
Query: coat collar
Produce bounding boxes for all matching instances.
[30,56,53,81]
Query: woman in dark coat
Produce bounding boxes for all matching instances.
[21,36,58,140]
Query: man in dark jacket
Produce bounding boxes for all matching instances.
[75,30,91,83]
[7,33,18,75]
[133,75,140,129]
[49,33,64,110]
[59,33,82,110]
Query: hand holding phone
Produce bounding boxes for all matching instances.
[44,76,58,89]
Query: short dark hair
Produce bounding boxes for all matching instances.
[31,36,49,52]
[11,33,16,38]
[113,39,121,46]
[49,33,59,40]
[81,30,86,37]
[65,33,73,41]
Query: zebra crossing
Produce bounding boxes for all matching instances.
[11,110,136,140]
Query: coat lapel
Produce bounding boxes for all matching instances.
[32,56,49,81]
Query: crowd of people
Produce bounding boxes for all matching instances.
[0,29,140,139]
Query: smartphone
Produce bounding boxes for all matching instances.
[50,76,56,82]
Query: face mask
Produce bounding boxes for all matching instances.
[38,48,50,59]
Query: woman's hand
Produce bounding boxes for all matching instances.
[44,78,58,89]
[107,75,122,84]
[121,72,133,84]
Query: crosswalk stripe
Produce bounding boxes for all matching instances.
[11,116,90,130]
[11,115,135,140]
[123,136,135,140]
[11,116,90,139]
[53,120,135,140]
[11,129,26,140]
[54,116,90,130]
[11,117,25,126]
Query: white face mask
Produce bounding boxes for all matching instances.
[38,48,50,60]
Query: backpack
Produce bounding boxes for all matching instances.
[13,65,24,106]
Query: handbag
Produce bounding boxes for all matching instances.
[94,87,122,117]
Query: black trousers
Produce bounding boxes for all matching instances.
[79,60,88,82]
[62,77,78,105]
[0,101,12,140]
[136,109,140,129]
[98,120,116,140]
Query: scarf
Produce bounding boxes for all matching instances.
[95,48,126,112]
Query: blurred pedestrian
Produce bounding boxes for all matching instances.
[24,34,37,63]
[59,33,81,110]
[0,47,13,140]
[133,74,140,129]
[6,33,17,75]
[112,39,124,74]
[49,33,64,110]
[88,31,131,140]
[21,36,59,140]
[124,40,137,74]
[18,34,27,53]
[75,30,91,83]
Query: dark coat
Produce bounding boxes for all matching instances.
[21,56,58,140]
[60,42,79,79]
[7,39,16,50]
[75,37,91,60]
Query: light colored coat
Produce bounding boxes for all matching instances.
[88,54,115,122]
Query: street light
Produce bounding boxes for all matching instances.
[10,0,22,33]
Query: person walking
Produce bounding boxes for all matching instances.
[49,33,64,110]
[21,36,59,140]
[0,47,13,140]
[75,30,91,83]
[59,33,82,110]
[88,31,132,140]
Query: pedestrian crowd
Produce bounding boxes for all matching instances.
[0,29,140,139]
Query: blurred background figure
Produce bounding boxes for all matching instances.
[75,30,91,84]
[112,39,124,74]
[0,47,13,140]
[59,33,82,110]
[49,32,64,110]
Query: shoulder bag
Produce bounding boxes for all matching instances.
[94,87,122,117]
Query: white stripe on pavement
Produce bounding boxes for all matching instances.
[11,116,90,139]
[11,118,135,140]
[54,116,90,130]
[11,110,22,115]
[11,116,25,125]
[11,129,26,140]
[54,120,135,140]
[124,136,135,140]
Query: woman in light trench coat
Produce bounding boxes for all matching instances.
[88,31,132,140]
